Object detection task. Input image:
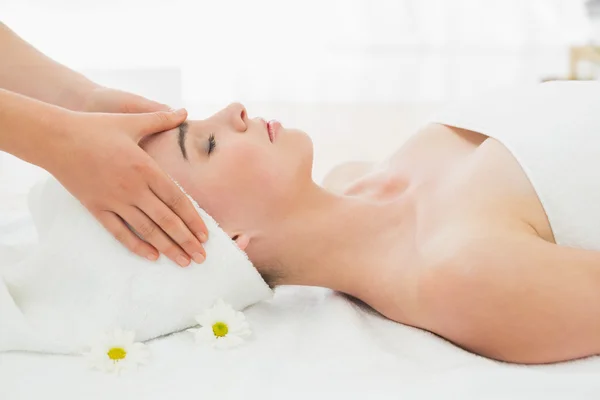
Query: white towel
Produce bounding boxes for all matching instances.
[432,81,600,251]
[0,176,272,354]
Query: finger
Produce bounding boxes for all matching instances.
[141,195,206,264]
[124,206,191,268]
[95,211,159,261]
[149,172,209,244]
[125,96,172,114]
[128,108,188,139]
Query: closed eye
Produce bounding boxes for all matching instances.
[208,134,216,155]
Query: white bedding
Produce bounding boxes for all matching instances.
[2,206,600,400]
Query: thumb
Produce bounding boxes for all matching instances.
[126,97,172,113]
[132,108,188,138]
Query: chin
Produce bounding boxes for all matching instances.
[292,129,315,178]
[287,128,312,150]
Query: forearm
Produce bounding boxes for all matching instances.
[0,88,72,169]
[0,23,98,111]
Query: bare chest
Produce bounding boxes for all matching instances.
[342,124,555,323]
[346,124,553,242]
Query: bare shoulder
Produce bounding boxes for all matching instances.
[412,231,532,356]
[415,228,600,363]
[321,161,375,194]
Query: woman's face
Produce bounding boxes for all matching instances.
[142,102,314,239]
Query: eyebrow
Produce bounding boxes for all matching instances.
[178,121,189,160]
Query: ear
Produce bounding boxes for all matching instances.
[231,233,250,251]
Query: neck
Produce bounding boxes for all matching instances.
[253,182,409,298]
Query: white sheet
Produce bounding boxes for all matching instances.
[2,202,600,399]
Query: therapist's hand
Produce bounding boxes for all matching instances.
[46,108,208,267]
[81,86,171,114]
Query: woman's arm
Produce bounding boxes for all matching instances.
[0,23,171,114]
[421,232,600,364]
[0,22,98,111]
[0,88,69,167]
[0,88,208,266]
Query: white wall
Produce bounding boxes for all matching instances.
[2,0,591,102]
[0,0,593,204]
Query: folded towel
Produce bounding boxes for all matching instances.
[0,176,272,354]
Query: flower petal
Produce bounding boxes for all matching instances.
[193,327,217,345]
[111,328,134,347]
[214,298,227,308]
[213,299,236,320]
[227,318,251,335]
[123,330,136,346]
[195,310,214,327]
[233,327,252,338]
[214,334,244,350]
[111,328,124,344]
[84,348,108,371]
[102,357,118,373]
[235,311,247,321]
[84,328,150,374]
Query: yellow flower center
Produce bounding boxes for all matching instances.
[107,347,127,361]
[212,322,229,337]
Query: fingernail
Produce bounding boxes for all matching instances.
[192,252,205,264]
[197,231,208,243]
[176,255,190,267]
[146,253,158,261]
[175,108,186,115]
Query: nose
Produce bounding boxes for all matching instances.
[224,102,248,132]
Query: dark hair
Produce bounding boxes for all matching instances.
[255,260,286,289]
[341,293,381,316]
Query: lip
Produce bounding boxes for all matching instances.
[267,120,281,143]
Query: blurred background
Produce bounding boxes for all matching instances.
[1,0,599,207]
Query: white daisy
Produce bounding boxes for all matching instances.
[188,299,252,349]
[84,328,150,374]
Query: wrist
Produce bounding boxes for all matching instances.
[0,89,78,171]
[33,108,80,172]
[59,77,101,112]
